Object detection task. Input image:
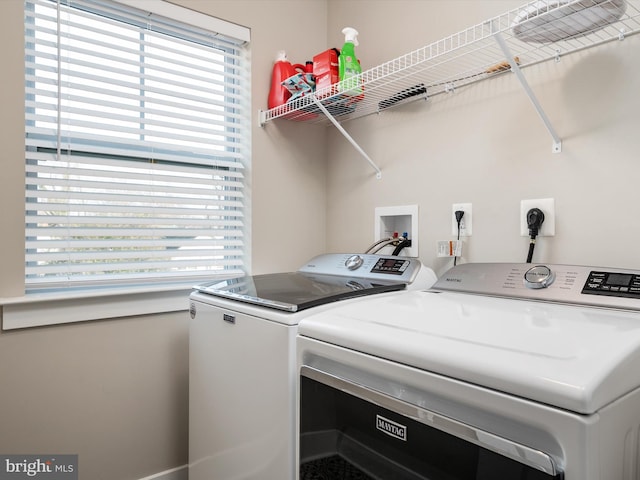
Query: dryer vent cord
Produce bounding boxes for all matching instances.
[526,208,545,263]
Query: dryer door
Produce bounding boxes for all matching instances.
[299,366,563,480]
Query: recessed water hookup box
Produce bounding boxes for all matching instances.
[374,205,419,257]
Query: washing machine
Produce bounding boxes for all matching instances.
[188,253,437,480]
[297,262,640,479]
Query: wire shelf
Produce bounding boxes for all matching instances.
[260,0,640,126]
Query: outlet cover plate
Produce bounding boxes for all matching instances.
[520,198,555,236]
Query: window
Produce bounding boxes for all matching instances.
[24,0,250,291]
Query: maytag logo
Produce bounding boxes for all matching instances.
[445,277,462,282]
[376,415,407,441]
[1,455,77,480]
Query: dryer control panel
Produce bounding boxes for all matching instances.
[582,271,640,299]
[433,263,640,311]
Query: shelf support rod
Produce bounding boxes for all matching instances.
[311,96,382,179]
[493,32,562,153]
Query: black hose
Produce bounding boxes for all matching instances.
[392,239,411,256]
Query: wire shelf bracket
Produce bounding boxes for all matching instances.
[259,98,382,179]
[493,30,563,153]
[310,97,382,179]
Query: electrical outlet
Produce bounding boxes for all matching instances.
[451,203,472,236]
[520,198,555,236]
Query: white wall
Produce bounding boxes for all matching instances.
[0,0,26,297]
[325,0,640,275]
[0,313,189,479]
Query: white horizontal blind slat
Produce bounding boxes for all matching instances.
[25,0,250,289]
[25,134,247,165]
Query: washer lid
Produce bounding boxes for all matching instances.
[194,272,406,312]
[192,253,435,312]
[298,287,640,414]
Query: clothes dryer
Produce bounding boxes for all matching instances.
[298,262,640,479]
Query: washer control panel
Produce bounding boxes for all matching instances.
[299,253,422,283]
[582,271,640,298]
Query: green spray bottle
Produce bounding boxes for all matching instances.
[338,27,362,96]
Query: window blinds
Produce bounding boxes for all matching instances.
[24,0,250,289]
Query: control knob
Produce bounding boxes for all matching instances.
[523,265,555,289]
[344,254,364,270]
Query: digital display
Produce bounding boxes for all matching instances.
[582,270,640,299]
[607,273,632,287]
[371,258,408,275]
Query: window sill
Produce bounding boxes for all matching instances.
[1,284,194,330]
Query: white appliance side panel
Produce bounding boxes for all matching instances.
[189,301,297,480]
[296,336,606,479]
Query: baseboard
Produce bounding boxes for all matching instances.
[138,465,188,480]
